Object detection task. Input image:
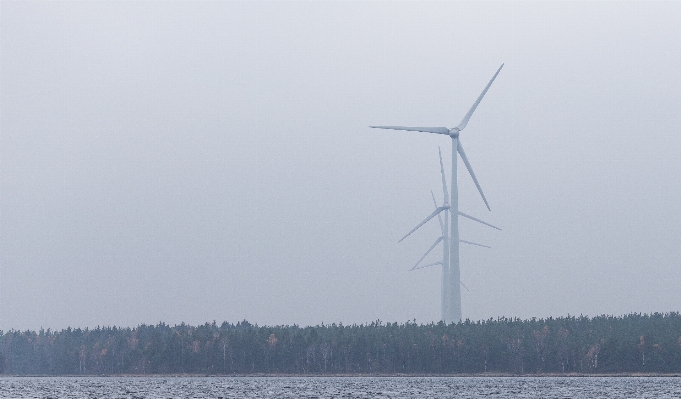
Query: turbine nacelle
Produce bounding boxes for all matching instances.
[448,128,460,138]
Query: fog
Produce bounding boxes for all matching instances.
[2,2,681,330]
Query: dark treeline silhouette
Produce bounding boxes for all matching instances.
[1,313,680,375]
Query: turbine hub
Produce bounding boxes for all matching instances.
[448,128,460,138]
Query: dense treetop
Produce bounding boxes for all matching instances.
[1,313,680,375]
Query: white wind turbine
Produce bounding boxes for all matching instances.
[404,148,500,320]
[371,64,503,323]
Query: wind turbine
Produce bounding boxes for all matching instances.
[371,64,503,323]
[404,148,500,320]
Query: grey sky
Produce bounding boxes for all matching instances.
[2,2,680,331]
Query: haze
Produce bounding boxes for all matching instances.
[2,2,681,331]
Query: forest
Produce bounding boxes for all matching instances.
[1,313,680,375]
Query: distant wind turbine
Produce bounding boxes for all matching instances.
[403,148,500,319]
[371,64,503,323]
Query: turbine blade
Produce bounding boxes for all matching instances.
[460,239,491,249]
[438,147,449,204]
[458,211,501,230]
[412,261,443,271]
[431,190,445,234]
[458,140,490,211]
[456,63,503,131]
[398,206,448,243]
[410,236,444,270]
[370,126,450,135]
[460,281,470,291]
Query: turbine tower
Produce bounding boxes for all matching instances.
[371,64,503,323]
[405,148,500,321]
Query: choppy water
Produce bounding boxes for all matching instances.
[0,376,679,398]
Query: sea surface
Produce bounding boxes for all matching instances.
[0,376,679,398]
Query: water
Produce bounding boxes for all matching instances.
[0,376,679,398]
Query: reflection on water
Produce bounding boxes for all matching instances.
[0,376,680,398]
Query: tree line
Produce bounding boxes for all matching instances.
[1,313,680,375]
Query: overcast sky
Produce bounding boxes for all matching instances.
[2,2,681,331]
